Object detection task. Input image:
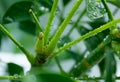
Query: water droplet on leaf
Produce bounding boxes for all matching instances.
[13,74,22,79]
[63,43,67,46]
[14,74,19,79]
[86,0,106,20]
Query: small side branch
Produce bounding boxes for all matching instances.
[49,18,120,59]
[29,9,42,32]
[101,0,114,21]
[0,24,34,65]
[46,0,83,54]
[44,0,59,45]
[77,76,120,80]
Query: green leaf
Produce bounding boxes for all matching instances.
[7,63,24,75]
[35,0,53,16]
[18,20,36,35]
[2,0,53,24]
[62,0,71,6]
[86,0,106,20]
[22,73,75,82]
[38,0,53,9]
[2,1,33,24]
[7,63,24,82]
[38,0,53,12]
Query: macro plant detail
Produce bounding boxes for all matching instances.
[0,0,120,82]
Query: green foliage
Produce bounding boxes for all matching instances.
[38,0,53,11]
[7,63,23,75]
[0,0,120,82]
[7,63,23,82]
[2,1,33,24]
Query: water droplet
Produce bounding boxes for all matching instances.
[40,6,45,11]
[92,12,98,17]
[14,74,19,79]
[39,6,49,12]
[13,74,21,79]
[87,0,106,20]
[63,43,67,46]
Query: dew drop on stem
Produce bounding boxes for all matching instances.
[63,43,67,46]
[13,74,22,79]
[14,74,19,79]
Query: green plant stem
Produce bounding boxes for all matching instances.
[44,0,59,45]
[70,35,112,77]
[29,9,42,32]
[101,0,117,34]
[55,57,67,75]
[46,0,83,54]
[0,24,34,65]
[77,76,120,80]
[34,0,39,17]
[0,76,21,81]
[49,18,120,59]
[101,0,114,21]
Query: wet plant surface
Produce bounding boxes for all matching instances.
[0,0,120,82]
